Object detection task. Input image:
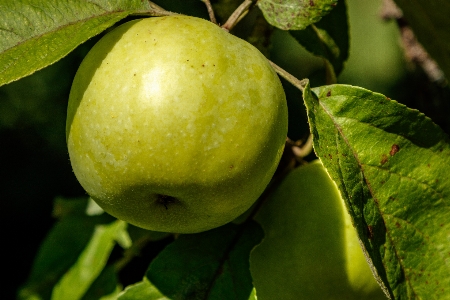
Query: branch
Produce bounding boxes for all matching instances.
[221,0,255,32]
[201,0,217,24]
[287,135,314,159]
[380,0,445,84]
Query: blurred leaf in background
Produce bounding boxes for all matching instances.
[338,0,405,94]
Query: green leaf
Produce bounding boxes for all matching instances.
[302,81,450,299]
[52,197,90,219]
[127,224,171,243]
[18,213,113,300]
[118,278,170,300]
[393,0,450,79]
[250,161,385,300]
[146,222,264,300]
[257,0,338,30]
[81,266,118,300]
[51,220,129,300]
[248,288,257,300]
[86,197,105,216]
[0,0,157,87]
[290,0,349,76]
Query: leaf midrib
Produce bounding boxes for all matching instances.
[0,9,127,54]
[318,97,419,299]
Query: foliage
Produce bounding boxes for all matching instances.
[2,0,449,299]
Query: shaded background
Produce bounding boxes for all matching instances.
[2,0,449,298]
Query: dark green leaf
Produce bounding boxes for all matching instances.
[52,220,130,300]
[81,266,118,300]
[257,0,338,30]
[118,278,170,300]
[147,222,263,300]
[18,214,112,300]
[290,0,349,76]
[52,197,90,219]
[303,81,450,299]
[0,0,157,87]
[393,0,450,79]
[127,224,171,243]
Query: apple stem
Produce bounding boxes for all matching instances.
[201,0,218,24]
[268,60,308,92]
[222,0,255,32]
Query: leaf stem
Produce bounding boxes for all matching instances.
[147,1,165,11]
[136,1,177,17]
[268,60,308,92]
[221,0,255,32]
[201,0,217,24]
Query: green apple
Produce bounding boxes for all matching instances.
[66,16,287,233]
[250,160,386,300]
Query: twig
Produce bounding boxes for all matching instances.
[201,0,217,24]
[288,135,314,159]
[222,0,254,32]
[380,0,445,83]
[268,60,308,92]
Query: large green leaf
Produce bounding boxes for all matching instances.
[303,81,450,299]
[146,222,263,300]
[51,220,130,300]
[18,198,114,300]
[393,0,450,79]
[250,161,386,300]
[290,0,348,77]
[81,266,118,300]
[0,0,160,87]
[18,217,99,300]
[118,278,169,300]
[258,0,338,30]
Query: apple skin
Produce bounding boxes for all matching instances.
[250,160,386,299]
[66,16,287,233]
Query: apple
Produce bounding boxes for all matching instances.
[66,16,287,233]
[250,160,386,299]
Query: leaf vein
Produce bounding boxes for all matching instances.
[361,163,448,207]
[318,98,418,298]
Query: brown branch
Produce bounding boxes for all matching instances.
[201,0,217,24]
[221,0,255,32]
[288,135,314,159]
[380,0,445,83]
